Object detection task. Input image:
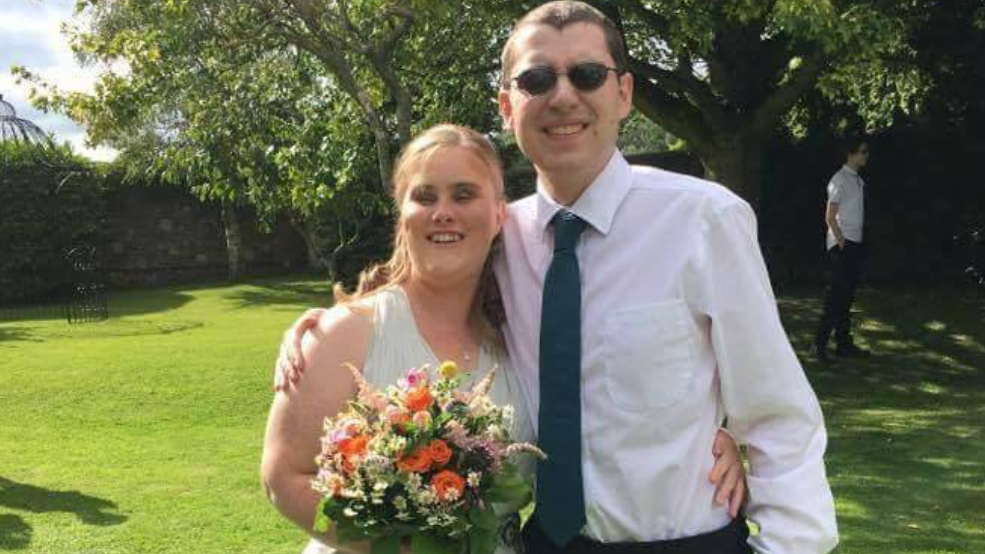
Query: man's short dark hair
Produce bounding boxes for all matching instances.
[499,1,628,89]
[844,136,868,157]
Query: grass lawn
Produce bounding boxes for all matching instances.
[2,276,984,553]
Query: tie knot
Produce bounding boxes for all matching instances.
[551,210,587,253]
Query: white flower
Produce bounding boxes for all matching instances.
[467,471,482,488]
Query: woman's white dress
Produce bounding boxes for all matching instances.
[302,286,534,554]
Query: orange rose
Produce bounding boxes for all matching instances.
[341,457,356,474]
[397,447,432,473]
[338,435,369,459]
[427,439,453,468]
[387,411,412,431]
[431,470,465,502]
[405,386,433,413]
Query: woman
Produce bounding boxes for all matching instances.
[261,125,745,554]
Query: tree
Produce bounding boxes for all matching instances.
[557,0,926,206]
[15,0,507,281]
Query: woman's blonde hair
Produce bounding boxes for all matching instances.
[333,124,506,333]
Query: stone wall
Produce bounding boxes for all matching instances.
[101,185,307,287]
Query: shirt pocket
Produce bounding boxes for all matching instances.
[603,300,697,412]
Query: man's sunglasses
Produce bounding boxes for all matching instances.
[511,62,624,96]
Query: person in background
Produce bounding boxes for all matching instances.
[813,137,871,363]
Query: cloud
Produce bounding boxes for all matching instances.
[0,31,60,69]
[0,0,117,162]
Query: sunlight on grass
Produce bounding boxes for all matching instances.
[923,320,948,332]
[1,277,331,554]
[950,332,985,352]
[2,281,983,553]
[784,287,985,553]
[859,318,898,333]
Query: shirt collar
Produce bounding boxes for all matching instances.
[842,164,859,176]
[533,149,632,238]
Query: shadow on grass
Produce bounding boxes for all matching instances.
[779,288,985,552]
[0,514,29,551]
[225,279,333,310]
[106,288,195,318]
[0,477,127,550]
[0,326,39,346]
[1,287,195,325]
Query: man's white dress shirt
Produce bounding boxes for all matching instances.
[826,165,865,250]
[494,150,838,554]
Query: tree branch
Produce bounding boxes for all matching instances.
[631,73,715,153]
[749,52,829,137]
[629,56,733,129]
[619,0,671,37]
[380,2,414,56]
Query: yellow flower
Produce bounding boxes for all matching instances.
[438,361,459,380]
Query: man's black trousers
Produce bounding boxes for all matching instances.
[815,240,867,348]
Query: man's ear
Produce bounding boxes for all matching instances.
[617,71,634,120]
[498,89,514,132]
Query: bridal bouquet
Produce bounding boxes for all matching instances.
[312,361,543,554]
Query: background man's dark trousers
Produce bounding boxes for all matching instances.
[815,240,867,354]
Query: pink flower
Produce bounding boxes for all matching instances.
[398,366,428,390]
[361,391,388,412]
[443,420,470,447]
[330,428,351,444]
[386,407,412,428]
[413,411,432,427]
[330,418,362,444]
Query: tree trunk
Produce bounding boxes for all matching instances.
[289,218,326,272]
[325,252,340,284]
[220,201,244,282]
[698,136,767,212]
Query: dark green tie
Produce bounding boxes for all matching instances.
[536,209,588,547]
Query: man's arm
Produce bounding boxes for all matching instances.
[688,201,838,554]
[273,308,328,392]
[825,201,844,248]
[825,173,846,248]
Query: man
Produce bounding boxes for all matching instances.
[812,138,870,363]
[277,3,838,553]
[494,3,836,554]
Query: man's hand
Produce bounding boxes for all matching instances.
[273,308,328,392]
[710,429,747,518]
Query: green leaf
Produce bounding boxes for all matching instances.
[335,519,368,544]
[469,528,498,554]
[371,535,401,554]
[468,505,499,531]
[313,496,333,534]
[410,533,458,554]
[487,466,533,515]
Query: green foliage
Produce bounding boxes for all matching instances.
[0,142,105,305]
[13,0,511,279]
[618,111,675,155]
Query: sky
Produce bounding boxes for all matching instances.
[0,0,117,161]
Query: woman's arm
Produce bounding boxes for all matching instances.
[261,306,372,553]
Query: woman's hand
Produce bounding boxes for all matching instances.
[709,429,747,518]
[273,308,328,392]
